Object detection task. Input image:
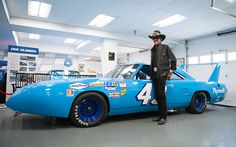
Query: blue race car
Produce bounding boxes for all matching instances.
[6,64,226,127]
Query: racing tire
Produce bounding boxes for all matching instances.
[70,92,108,127]
[186,91,207,114]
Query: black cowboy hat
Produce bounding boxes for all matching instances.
[148,30,166,41]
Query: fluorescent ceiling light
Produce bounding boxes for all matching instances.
[28,1,40,16]
[88,14,115,27]
[76,40,91,49]
[28,1,51,18]
[64,38,76,44]
[93,46,101,51]
[84,57,91,60]
[28,33,40,40]
[39,2,52,18]
[152,14,187,27]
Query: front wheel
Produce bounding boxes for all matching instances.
[70,92,108,127]
[186,92,207,114]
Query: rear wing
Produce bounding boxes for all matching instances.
[208,64,221,82]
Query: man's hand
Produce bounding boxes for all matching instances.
[166,69,174,80]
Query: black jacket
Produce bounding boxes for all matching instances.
[150,44,176,79]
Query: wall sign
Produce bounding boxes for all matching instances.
[7,45,39,84]
[8,45,39,55]
[108,52,115,61]
[64,57,73,67]
[6,45,40,95]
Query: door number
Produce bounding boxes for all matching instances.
[137,83,167,105]
[137,83,152,105]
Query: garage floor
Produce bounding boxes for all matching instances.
[0,105,236,147]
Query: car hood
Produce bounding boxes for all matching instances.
[12,77,117,96]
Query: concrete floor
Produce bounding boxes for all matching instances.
[0,105,236,147]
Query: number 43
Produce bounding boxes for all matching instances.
[137,83,167,105]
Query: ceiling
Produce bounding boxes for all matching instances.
[1,0,236,59]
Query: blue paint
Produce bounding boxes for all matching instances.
[208,64,221,82]
[8,45,39,55]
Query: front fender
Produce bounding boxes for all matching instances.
[6,81,77,118]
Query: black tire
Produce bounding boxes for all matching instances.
[70,92,108,127]
[186,91,207,114]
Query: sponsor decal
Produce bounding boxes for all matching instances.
[105,87,116,90]
[212,88,225,94]
[89,84,94,88]
[109,92,120,98]
[121,89,126,95]
[66,89,74,96]
[104,82,116,87]
[89,81,104,88]
[119,82,126,88]
[69,83,88,90]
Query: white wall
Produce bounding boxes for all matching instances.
[128,50,150,64]
[77,59,101,75]
[172,44,186,64]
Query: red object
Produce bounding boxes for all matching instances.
[0,90,12,95]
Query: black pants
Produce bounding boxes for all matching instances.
[152,77,167,119]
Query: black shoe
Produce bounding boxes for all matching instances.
[152,117,161,122]
[158,118,166,125]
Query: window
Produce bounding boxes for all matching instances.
[200,55,211,64]
[188,56,198,64]
[228,52,236,61]
[213,53,225,62]
[170,72,185,80]
[104,64,139,79]
[135,65,151,80]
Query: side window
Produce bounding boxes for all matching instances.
[170,72,184,80]
[135,65,151,80]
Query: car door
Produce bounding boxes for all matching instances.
[165,72,191,109]
[131,66,191,110]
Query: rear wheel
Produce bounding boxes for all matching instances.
[186,91,207,114]
[70,92,108,127]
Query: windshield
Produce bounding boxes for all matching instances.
[50,70,80,76]
[104,64,139,79]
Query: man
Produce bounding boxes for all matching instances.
[149,30,176,125]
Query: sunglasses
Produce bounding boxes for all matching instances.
[152,37,160,40]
